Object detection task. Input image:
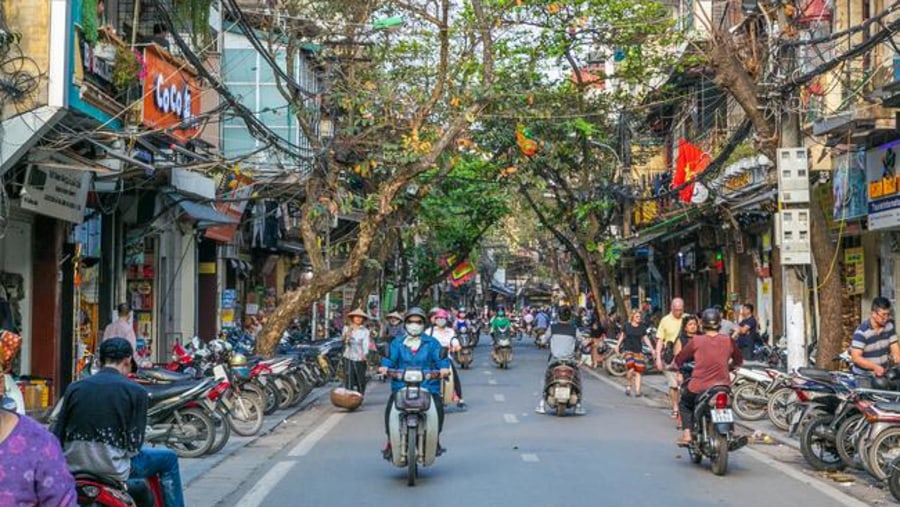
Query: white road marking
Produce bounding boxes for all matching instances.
[288,412,345,457]
[742,447,870,507]
[483,370,493,375]
[488,379,497,385]
[494,393,505,402]
[503,413,519,424]
[521,453,539,463]
[234,460,296,507]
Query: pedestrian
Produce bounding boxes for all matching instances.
[674,314,700,356]
[615,310,655,397]
[342,308,372,394]
[0,357,77,506]
[655,297,686,421]
[733,303,760,360]
[849,297,900,376]
[101,303,140,368]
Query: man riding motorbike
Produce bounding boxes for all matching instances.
[489,308,511,340]
[53,337,185,507]
[673,308,743,445]
[427,309,467,410]
[536,306,585,415]
[379,308,451,459]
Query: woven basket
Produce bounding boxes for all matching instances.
[330,387,363,411]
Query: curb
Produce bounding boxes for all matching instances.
[182,385,331,487]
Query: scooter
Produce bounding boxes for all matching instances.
[75,473,163,507]
[543,359,582,416]
[679,371,748,475]
[492,327,513,369]
[456,332,474,369]
[385,368,443,486]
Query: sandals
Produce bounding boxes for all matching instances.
[625,386,632,397]
[670,410,679,419]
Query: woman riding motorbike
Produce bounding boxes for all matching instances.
[379,308,451,459]
[427,309,467,410]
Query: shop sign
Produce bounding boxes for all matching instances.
[833,150,867,221]
[206,185,253,243]
[867,142,900,230]
[20,166,91,223]
[844,247,864,295]
[221,289,236,309]
[141,45,201,142]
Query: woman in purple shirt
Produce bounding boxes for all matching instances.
[0,360,77,507]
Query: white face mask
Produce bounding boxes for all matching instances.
[435,318,448,328]
[405,322,425,336]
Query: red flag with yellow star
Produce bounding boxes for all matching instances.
[673,139,710,203]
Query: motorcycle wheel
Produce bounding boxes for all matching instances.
[275,378,296,410]
[604,354,627,377]
[208,408,231,455]
[731,383,768,421]
[228,392,265,437]
[262,380,280,414]
[168,407,215,459]
[689,446,702,464]
[864,426,900,480]
[710,432,729,476]
[889,457,900,502]
[284,373,305,408]
[835,414,865,469]
[799,415,844,471]
[556,404,566,417]
[766,388,797,431]
[407,429,417,487]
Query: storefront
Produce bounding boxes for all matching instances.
[0,207,33,375]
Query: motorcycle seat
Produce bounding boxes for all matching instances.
[144,380,203,401]
[74,472,125,489]
[798,367,832,381]
[137,368,192,383]
[875,402,900,413]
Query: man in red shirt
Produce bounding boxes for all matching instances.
[673,308,743,445]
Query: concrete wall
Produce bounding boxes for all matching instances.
[2,0,51,117]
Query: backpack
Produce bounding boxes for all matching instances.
[661,340,676,364]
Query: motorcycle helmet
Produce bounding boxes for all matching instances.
[230,353,248,367]
[405,307,428,322]
[700,308,722,331]
[434,308,449,319]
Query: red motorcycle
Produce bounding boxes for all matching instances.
[75,472,163,507]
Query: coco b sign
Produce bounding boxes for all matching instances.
[141,45,201,142]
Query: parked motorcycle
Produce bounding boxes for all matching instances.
[604,342,656,377]
[385,368,444,486]
[143,379,218,458]
[542,359,582,416]
[731,368,789,421]
[679,380,748,475]
[491,327,513,369]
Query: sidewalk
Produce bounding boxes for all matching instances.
[181,386,330,487]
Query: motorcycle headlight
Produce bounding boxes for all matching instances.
[79,485,100,498]
[403,370,424,383]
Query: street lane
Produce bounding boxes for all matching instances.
[221,334,857,507]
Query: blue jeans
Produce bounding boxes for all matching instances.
[129,447,185,507]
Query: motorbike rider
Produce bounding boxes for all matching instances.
[536,306,585,415]
[490,307,511,339]
[534,307,550,341]
[427,309,467,410]
[378,308,451,459]
[673,308,743,445]
[52,338,186,507]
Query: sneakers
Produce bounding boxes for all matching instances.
[535,399,547,414]
[575,403,586,415]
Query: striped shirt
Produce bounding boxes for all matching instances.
[850,320,897,374]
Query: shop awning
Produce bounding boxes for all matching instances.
[168,193,238,228]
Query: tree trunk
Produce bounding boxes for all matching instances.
[811,196,843,369]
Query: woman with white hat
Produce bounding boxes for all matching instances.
[342,308,372,394]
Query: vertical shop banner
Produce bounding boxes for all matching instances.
[141,45,201,142]
[867,142,900,230]
[833,150,867,221]
[844,247,865,295]
[206,185,253,242]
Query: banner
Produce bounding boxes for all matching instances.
[673,139,710,203]
[442,255,476,287]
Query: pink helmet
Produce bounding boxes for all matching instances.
[434,308,449,319]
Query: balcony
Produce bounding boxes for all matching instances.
[74,27,138,120]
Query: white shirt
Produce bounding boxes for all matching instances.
[427,327,460,349]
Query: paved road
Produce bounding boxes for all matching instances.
[204,335,863,507]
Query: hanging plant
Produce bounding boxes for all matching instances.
[82,0,99,45]
[112,47,145,91]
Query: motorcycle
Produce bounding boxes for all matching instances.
[143,379,218,458]
[385,368,444,486]
[731,368,790,421]
[604,342,656,378]
[491,327,513,369]
[543,359,582,416]
[75,472,163,507]
[679,377,748,475]
[456,331,474,369]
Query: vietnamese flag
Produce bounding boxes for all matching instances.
[673,139,711,203]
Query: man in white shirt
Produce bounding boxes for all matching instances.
[102,303,140,367]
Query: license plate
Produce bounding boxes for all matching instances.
[555,387,571,400]
[711,409,733,423]
[213,365,228,381]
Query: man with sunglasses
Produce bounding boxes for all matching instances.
[850,297,900,377]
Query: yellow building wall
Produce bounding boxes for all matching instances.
[1,0,51,118]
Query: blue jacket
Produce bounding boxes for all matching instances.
[381,333,450,393]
